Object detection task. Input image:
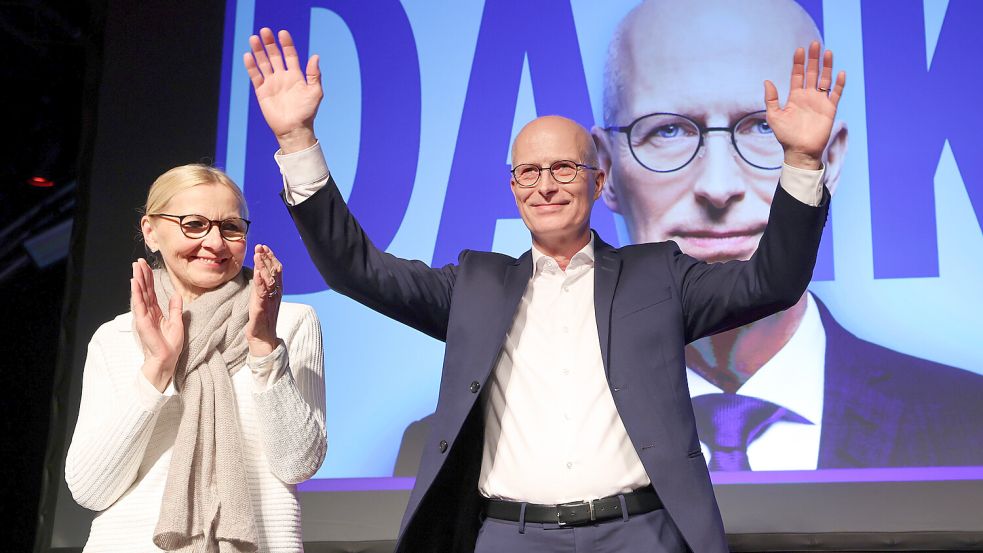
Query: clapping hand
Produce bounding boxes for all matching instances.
[132,258,184,392]
[244,28,322,154]
[245,244,284,357]
[764,41,846,170]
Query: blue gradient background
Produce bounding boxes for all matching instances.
[216,0,982,484]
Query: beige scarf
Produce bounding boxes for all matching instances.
[146,268,259,553]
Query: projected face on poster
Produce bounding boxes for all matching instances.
[218,0,983,487]
[593,1,849,471]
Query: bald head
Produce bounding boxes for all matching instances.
[512,115,599,168]
[509,115,606,259]
[592,0,847,263]
[602,0,821,125]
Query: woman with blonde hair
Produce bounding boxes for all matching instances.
[66,164,326,552]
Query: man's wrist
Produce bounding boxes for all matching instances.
[783,151,823,171]
[276,127,317,155]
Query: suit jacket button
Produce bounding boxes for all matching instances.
[439,440,448,453]
[469,381,480,393]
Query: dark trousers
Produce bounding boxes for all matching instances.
[474,507,689,553]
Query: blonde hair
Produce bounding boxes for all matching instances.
[144,164,248,218]
[141,165,248,268]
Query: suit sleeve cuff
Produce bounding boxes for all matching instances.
[779,162,825,207]
[274,141,331,206]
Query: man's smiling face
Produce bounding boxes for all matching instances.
[511,116,604,249]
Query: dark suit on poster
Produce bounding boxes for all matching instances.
[286,177,828,553]
[396,302,983,476]
[816,301,983,469]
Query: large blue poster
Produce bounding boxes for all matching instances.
[217,0,983,489]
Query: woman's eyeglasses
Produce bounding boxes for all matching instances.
[150,213,251,241]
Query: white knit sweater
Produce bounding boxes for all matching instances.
[66,302,326,552]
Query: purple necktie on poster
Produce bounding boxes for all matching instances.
[692,393,811,471]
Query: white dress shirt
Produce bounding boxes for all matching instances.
[275,141,825,498]
[477,237,651,502]
[687,293,826,471]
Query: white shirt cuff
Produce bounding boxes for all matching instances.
[274,141,331,206]
[247,339,289,392]
[779,162,825,207]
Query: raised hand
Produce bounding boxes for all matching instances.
[245,244,284,357]
[764,41,846,170]
[243,28,322,153]
[131,258,184,392]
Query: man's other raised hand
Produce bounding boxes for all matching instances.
[764,41,847,171]
[244,28,322,154]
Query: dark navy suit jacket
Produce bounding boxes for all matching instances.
[287,178,829,553]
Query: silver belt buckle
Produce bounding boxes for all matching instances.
[555,500,595,526]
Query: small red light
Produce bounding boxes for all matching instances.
[29,176,55,188]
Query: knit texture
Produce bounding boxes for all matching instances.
[66,302,326,553]
[149,268,257,553]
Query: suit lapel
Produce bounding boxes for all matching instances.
[593,232,622,378]
[482,251,532,371]
[502,250,532,311]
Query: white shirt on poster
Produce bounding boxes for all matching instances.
[687,292,826,471]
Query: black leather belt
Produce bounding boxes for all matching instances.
[484,486,663,527]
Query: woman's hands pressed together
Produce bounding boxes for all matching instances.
[245,244,284,357]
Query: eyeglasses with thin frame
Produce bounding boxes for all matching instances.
[604,110,783,173]
[510,160,599,188]
[150,213,251,241]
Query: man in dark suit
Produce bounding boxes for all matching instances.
[243,25,843,553]
[593,0,983,472]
